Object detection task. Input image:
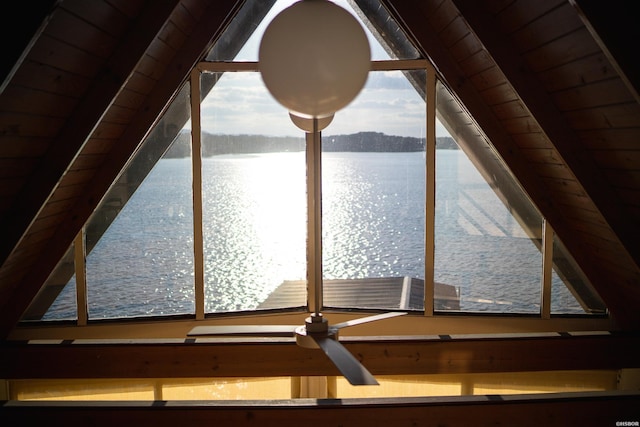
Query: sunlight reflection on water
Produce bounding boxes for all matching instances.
[46,150,585,320]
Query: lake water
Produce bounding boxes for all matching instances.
[46,150,583,319]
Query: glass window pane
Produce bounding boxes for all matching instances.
[43,275,77,321]
[221,1,396,62]
[22,243,77,321]
[322,69,426,310]
[205,1,275,61]
[84,84,195,319]
[435,148,542,313]
[85,138,195,318]
[201,71,306,313]
[351,0,422,60]
[435,81,543,314]
[551,235,606,314]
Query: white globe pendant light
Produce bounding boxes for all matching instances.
[259,0,371,119]
[289,111,334,132]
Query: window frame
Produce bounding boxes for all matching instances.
[19,60,609,329]
[193,59,433,319]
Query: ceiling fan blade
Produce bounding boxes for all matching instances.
[188,325,298,337]
[313,335,378,386]
[332,311,407,330]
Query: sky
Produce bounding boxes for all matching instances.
[199,0,451,139]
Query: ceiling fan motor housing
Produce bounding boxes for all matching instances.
[295,314,339,349]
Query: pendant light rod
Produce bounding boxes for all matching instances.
[306,118,323,316]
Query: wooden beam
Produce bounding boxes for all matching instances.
[190,69,205,320]
[2,332,638,379]
[1,391,639,426]
[424,59,436,316]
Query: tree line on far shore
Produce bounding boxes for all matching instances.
[164,130,457,158]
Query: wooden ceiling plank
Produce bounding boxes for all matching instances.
[570,0,640,105]
[565,104,640,131]
[438,15,469,49]
[102,104,137,124]
[423,0,456,34]
[481,82,518,105]
[552,78,634,111]
[469,65,507,92]
[449,32,483,63]
[0,159,39,179]
[171,3,198,34]
[158,21,189,52]
[602,169,640,191]
[538,53,617,93]
[492,99,529,120]
[0,0,59,95]
[451,0,640,283]
[0,85,78,118]
[113,87,148,111]
[62,0,133,37]
[43,183,86,203]
[459,49,494,77]
[484,0,515,14]
[578,129,640,151]
[0,136,49,159]
[125,72,157,95]
[135,55,167,81]
[46,8,118,59]
[0,112,65,138]
[523,28,600,74]
[494,0,565,35]
[519,147,565,165]
[145,37,177,65]
[510,2,583,53]
[103,0,145,20]
[28,34,105,77]
[10,61,92,97]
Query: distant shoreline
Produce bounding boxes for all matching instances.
[164,131,457,158]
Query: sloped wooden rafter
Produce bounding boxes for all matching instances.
[382,0,640,328]
[0,0,244,339]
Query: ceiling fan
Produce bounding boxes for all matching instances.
[188,310,407,385]
[188,1,401,386]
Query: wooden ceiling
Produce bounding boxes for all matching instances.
[0,0,639,341]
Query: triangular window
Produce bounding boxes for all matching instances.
[22,0,604,324]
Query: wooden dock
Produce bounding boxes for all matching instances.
[259,277,459,311]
